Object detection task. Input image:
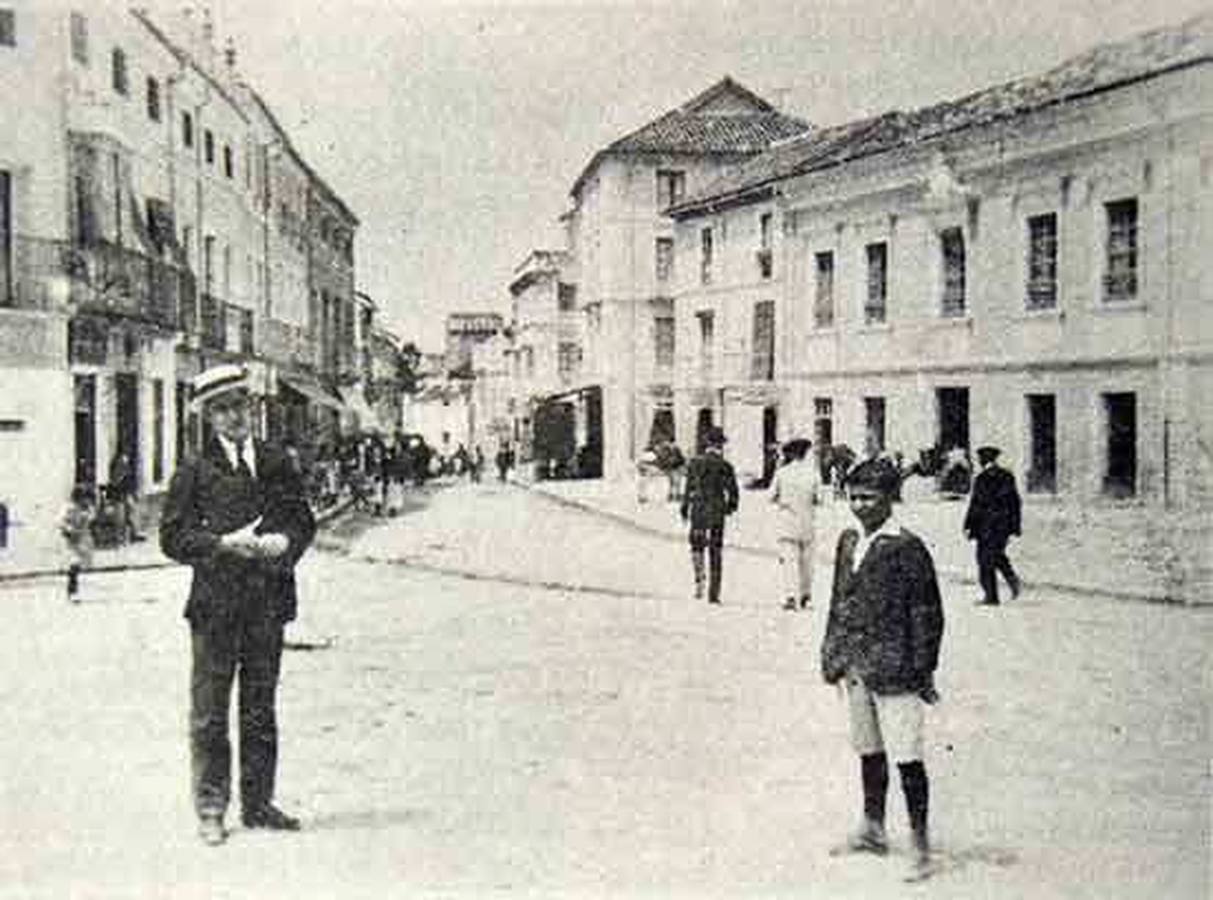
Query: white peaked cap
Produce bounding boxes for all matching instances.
[191,363,250,407]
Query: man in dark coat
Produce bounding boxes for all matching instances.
[963,445,1022,605]
[679,427,738,604]
[821,457,944,882]
[160,364,316,846]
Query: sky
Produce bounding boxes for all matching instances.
[145,0,1210,349]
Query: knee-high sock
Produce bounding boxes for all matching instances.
[861,752,888,826]
[898,760,929,847]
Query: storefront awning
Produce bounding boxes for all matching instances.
[279,373,344,410]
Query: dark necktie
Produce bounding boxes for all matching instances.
[235,442,253,480]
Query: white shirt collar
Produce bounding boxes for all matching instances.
[852,513,902,570]
[216,434,256,477]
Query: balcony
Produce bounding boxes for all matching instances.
[0,236,194,333]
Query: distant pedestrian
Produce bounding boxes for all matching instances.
[964,445,1022,605]
[107,449,144,542]
[769,437,821,611]
[679,427,738,605]
[495,443,511,482]
[821,457,945,883]
[59,485,95,603]
[471,445,485,483]
[159,364,317,847]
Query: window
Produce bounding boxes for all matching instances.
[204,130,215,165]
[0,170,10,306]
[203,235,215,292]
[814,398,833,453]
[557,282,576,311]
[864,397,886,456]
[70,12,88,63]
[751,300,775,381]
[73,375,97,486]
[697,310,714,375]
[937,387,970,455]
[182,111,193,148]
[655,237,674,283]
[152,379,165,484]
[0,9,14,47]
[865,242,887,324]
[111,47,128,95]
[757,213,773,279]
[557,342,581,378]
[654,316,675,368]
[1104,198,1138,302]
[1102,392,1136,497]
[655,169,685,208]
[1026,394,1056,493]
[700,228,713,285]
[814,251,834,327]
[1026,213,1058,310]
[146,76,161,122]
[223,144,233,179]
[940,227,966,317]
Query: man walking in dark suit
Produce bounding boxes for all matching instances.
[679,427,738,604]
[160,364,317,846]
[963,445,1022,606]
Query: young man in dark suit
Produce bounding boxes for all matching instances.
[679,427,739,604]
[821,457,945,882]
[160,364,317,846]
[964,445,1022,605]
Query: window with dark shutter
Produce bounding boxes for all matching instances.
[865,242,887,324]
[0,9,15,47]
[940,227,966,317]
[1026,213,1058,309]
[1104,198,1138,302]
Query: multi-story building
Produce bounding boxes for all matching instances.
[560,77,809,481]
[507,249,586,468]
[0,3,358,549]
[669,16,1213,505]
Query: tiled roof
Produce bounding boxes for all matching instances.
[571,77,811,196]
[673,15,1213,215]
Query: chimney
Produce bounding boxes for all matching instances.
[201,4,215,70]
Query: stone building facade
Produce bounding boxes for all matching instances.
[555,78,809,480]
[0,2,361,548]
[669,17,1213,505]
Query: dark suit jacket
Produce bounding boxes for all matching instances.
[964,464,1022,542]
[821,527,944,694]
[680,451,739,528]
[160,437,316,626]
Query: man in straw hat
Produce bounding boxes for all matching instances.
[821,456,944,882]
[160,364,316,846]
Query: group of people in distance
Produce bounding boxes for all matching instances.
[145,362,1021,886]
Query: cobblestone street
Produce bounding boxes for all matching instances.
[0,482,1207,898]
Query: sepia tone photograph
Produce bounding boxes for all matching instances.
[0,0,1209,896]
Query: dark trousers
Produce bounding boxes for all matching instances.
[190,617,284,818]
[690,524,725,602]
[976,535,1019,603]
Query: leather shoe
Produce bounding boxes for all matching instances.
[198,815,227,846]
[242,804,301,831]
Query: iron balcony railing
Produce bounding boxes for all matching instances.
[0,235,195,333]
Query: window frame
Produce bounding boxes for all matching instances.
[864,241,888,324]
[111,46,128,96]
[1103,197,1139,303]
[1025,212,1059,310]
[146,75,161,122]
[813,250,835,328]
[0,9,15,48]
[70,11,89,63]
[939,226,966,318]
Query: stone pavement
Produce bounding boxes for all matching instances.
[521,473,1213,605]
